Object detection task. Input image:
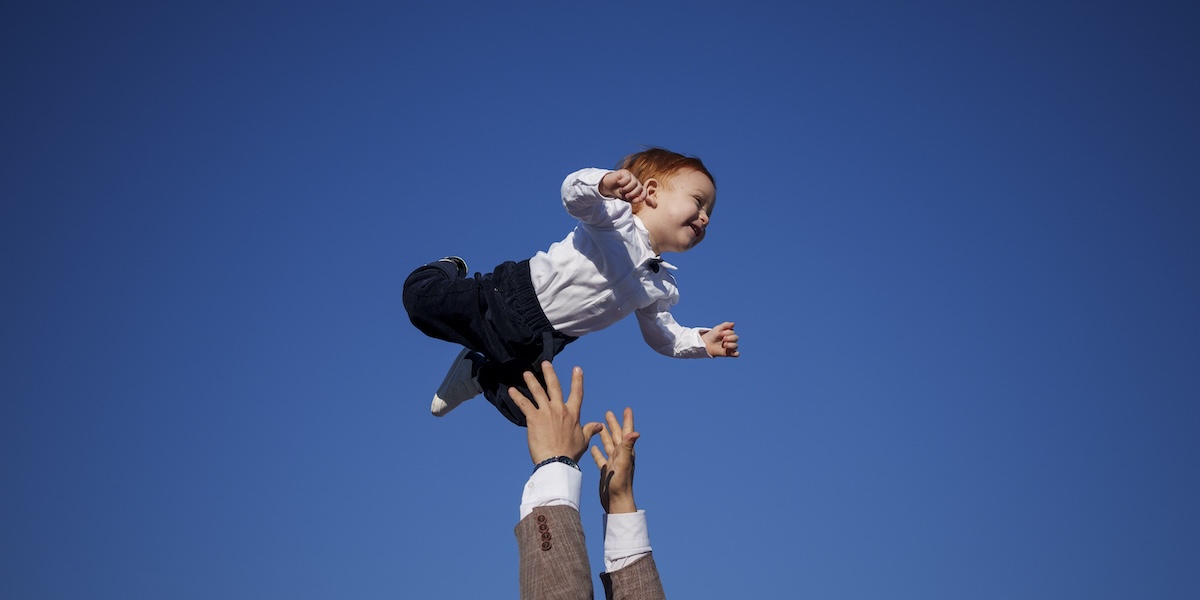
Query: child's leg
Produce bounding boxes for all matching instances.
[479,363,531,427]
[478,331,577,427]
[402,258,490,352]
[479,359,560,428]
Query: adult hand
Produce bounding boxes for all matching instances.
[510,361,603,465]
[702,321,740,358]
[590,407,640,514]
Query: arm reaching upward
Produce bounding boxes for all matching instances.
[590,408,640,515]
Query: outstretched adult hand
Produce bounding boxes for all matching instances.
[590,407,640,514]
[510,361,604,465]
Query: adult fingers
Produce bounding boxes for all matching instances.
[605,410,623,445]
[598,422,615,455]
[522,369,550,407]
[621,407,634,437]
[622,431,641,453]
[566,366,584,415]
[590,444,608,469]
[538,361,562,407]
[583,421,604,441]
[510,386,536,417]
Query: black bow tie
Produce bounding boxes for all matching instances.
[647,258,663,273]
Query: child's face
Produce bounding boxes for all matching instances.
[641,168,717,254]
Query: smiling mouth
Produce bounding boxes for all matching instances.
[690,224,702,237]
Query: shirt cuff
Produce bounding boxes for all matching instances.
[664,328,708,358]
[519,462,582,520]
[602,510,652,572]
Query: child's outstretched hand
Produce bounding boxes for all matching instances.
[599,169,654,207]
[702,322,740,358]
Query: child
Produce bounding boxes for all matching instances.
[403,148,739,426]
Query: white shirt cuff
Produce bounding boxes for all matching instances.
[519,463,582,520]
[602,510,652,572]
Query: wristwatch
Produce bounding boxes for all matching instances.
[533,455,580,472]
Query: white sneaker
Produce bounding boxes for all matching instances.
[431,348,483,416]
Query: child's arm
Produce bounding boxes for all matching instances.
[700,322,740,358]
[561,168,650,226]
[635,305,740,359]
[598,169,653,207]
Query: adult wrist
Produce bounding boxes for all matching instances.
[534,455,580,473]
[606,497,637,514]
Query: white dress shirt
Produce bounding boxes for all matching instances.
[520,463,651,572]
[528,168,710,358]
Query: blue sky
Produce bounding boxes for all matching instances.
[3,1,1198,598]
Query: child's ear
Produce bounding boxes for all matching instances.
[644,178,659,203]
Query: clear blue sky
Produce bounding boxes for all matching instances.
[3,1,1198,598]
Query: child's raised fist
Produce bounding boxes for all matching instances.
[599,169,651,206]
[702,322,740,358]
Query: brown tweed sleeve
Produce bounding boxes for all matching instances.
[515,505,593,600]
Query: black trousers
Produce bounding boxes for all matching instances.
[402,259,576,426]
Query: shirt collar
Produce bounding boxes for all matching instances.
[631,215,678,273]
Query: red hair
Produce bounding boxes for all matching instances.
[617,148,715,213]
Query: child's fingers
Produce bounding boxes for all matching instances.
[721,328,740,356]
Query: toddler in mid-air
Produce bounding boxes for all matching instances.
[402,148,739,426]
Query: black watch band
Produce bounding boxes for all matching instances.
[533,455,579,473]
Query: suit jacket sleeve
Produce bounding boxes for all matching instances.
[515,504,593,600]
[600,554,666,600]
